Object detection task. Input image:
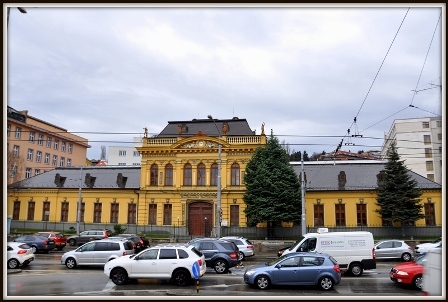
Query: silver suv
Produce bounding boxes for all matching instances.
[61,238,135,269]
[220,236,255,260]
[67,229,113,246]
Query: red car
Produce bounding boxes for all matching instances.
[34,232,67,251]
[389,253,427,289]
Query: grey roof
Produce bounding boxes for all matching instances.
[9,167,141,189]
[157,117,255,137]
[291,161,441,191]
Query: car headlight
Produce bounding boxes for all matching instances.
[245,270,256,276]
[396,271,409,276]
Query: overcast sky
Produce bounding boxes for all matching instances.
[5,4,444,160]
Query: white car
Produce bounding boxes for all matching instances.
[104,244,206,286]
[415,237,442,254]
[7,242,35,269]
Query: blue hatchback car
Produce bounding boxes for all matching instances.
[244,252,341,290]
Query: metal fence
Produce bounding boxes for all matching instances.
[9,220,442,240]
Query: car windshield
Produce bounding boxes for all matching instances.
[289,237,305,251]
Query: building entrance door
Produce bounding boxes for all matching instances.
[188,201,213,236]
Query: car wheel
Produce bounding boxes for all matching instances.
[213,259,229,274]
[8,259,19,269]
[349,263,363,276]
[68,239,76,246]
[172,269,191,286]
[401,252,412,262]
[30,246,38,254]
[65,257,77,269]
[110,268,128,285]
[255,275,270,290]
[318,276,334,290]
[413,274,423,289]
[238,251,245,261]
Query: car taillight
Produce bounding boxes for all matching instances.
[230,252,238,259]
[372,248,376,259]
[17,250,27,254]
[139,240,144,245]
[333,265,341,273]
[198,259,203,266]
[43,240,48,245]
[247,245,254,249]
[422,291,428,296]
[123,251,128,256]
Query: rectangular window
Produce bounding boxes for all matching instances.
[13,145,20,157]
[36,151,42,163]
[25,167,32,178]
[426,161,434,171]
[54,139,59,150]
[313,204,324,226]
[42,202,50,221]
[437,133,442,141]
[356,204,367,226]
[439,147,442,154]
[67,159,72,167]
[15,127,22,139]
[148,204,157,225]
[27,149,34,161]
[38,134,44,145]
[34,169,40,176]
[46,137,52,148]
[52,155,58,166]
[128,204,136,224]
[68,144,73,154]
[163,204,172,225]
[60,157,65,167]
[110,203,119,224]
[427,174,435,181]
[7,124,11,136]
[61,141,66,152]
[93,203,102,223]
[45,153,50,165]
[230,205,239,227]
[118,163,126,166]
[133,151,140,157]
[13,201,21,220]
[27,202,35,220]
[422,121,430,128]
[424,203,436,226]
[29,131,35,143]
[119,150,127,156]
[423,135,431,144]
[60,202,69,222]
[335,203,345,226]
[436,120,441,127]
[425,148,432,158]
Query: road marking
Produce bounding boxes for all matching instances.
[102,280,115,291]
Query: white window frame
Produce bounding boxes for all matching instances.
[25,167,32,179]
[45,153,50,165]
[15,127,22,139]
[13,145,20,157]
[36,151,42,163]
[38,134,44,145]
[60,157,65,167]
[29,131,35,143]
[67,158,72,167]
[27,149,34,161]
[54,139,59,150]
[46,137,52,148]
[61,141,66,152]
[52,155,58,166]
[68,144,73,154]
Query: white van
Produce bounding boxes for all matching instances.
[422,245,442,296]
[282,228,376,276]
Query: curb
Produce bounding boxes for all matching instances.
[7,269,22,274]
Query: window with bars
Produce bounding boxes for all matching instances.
[231,163,240,185]
[93,203,102,223]
[60,202,69,222]
[335,203,345,226]
[148,204,157,225]
[313,204,324,226]
[128,204,137,224]
[110,203,119,223]
[163,204,172,225]
[197,163,206,186]
[183,163,192,186]
[165,164,173,186]
[356,204,367,226]
[150,164,158,186]
[27,202,35,221]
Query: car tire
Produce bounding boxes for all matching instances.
[213,259,229,274]
[349,263,363,276]
[68,239,76,246]
[30,246,38,254]
[172,269,191,286]
[413,274,423,289]
[8,259,19,269]
[401,252,412,262]
[65,257,77,269]
[318,276,334,290]
[110,268,128,285]
[238,251,245,261]
[255,275,270,290]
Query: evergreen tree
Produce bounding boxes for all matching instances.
[243,134,301,227]
[374,141,424,236]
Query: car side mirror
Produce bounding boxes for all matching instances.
[275,264,282,269]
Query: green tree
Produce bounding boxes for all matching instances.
[243,134,301,227]
[113,224,126,235]
[374,141,424,237]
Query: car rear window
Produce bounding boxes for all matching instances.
[124,241,134,250]
[190,247,203,257]
[55,233,64,238]
[220,242,237,251]
[329,256,338,265]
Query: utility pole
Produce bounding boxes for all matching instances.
[301,152,306,235]
[207,115,221,238]
[76,167,83,235]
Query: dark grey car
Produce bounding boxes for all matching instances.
[189,238,240,274]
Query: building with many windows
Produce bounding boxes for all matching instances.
[381,117,443,184]
[6,106,90,184]
[107,140,142,167]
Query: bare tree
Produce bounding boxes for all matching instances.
[7,149,25,185]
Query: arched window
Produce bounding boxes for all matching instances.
[197,163,205,186]
[210,163,218,186]
[183,163,192,186]
[165,164,173,186]
[231,163,240,185]
[150,164,158,186]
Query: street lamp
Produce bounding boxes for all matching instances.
[207,115,221,238]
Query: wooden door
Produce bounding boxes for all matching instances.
[188,202,213,236]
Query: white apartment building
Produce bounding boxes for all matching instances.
[381,117,443,184]
[107,137,142,166]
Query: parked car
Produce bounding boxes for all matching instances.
[189,238,240,274]
[220,236,255,260]
[7,242,35,269]
[104,244,206,286]
[66,229,113,246]
[244,252,341,290]
[415,237,442,254]
[61,238,135,269]
[110,234,150,253]
[374,239,414,261]
[389,252,428,289]
[34,231,67,251]
[13,235,55,254]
